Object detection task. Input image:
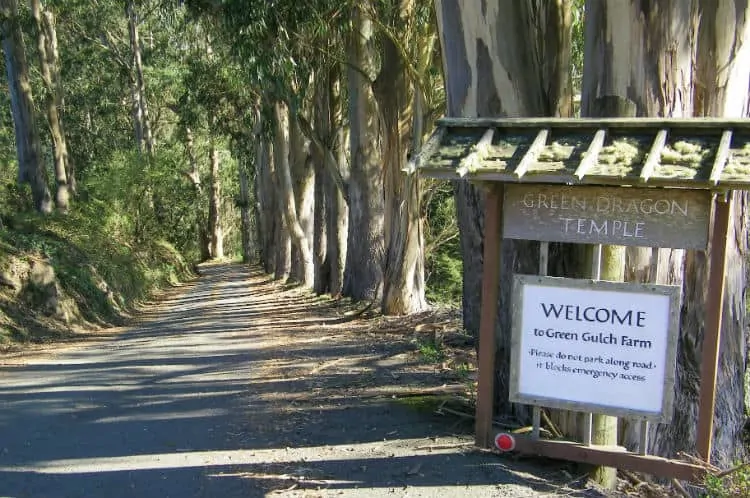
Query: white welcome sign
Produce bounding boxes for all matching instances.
[509,275,681,422]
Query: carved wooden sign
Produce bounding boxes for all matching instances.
[502,184,711,249]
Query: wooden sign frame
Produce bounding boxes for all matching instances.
[411,118,748,484]
[473,185,730,483]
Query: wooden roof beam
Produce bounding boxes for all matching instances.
[514,128,550,178]
[405,126,446,174]
[640,129,669,182]
[457,128,495,177]
[709,130,733,185]
[575,129,607,179]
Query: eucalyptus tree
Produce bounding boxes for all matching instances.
[31,0,71,211]
[689,0,750,467]
[433,0,573,416]
[126,0,153,155]
[554,0,750,472]
[344,4,385,300]
[188,0,439,309]
[581,2,697,479]
[188,0,345,288]
[364,0,439,314]
[177,19,254,260]
[1,0,53,213]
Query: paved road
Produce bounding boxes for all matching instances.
[0,264,612,498]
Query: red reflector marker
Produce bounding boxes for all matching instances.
[494,433,516,452]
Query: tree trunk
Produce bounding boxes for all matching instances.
[1,0,52,214]
[375,14,428,315]
[48,7,74,195]
[184,127,210,261]
[328,99,349,296]
[313,74,331,294]
[434,0,572,415]
[127,0,153,155]
[289,109,315,286]
[239,154,253,264]
[257,137,279,275]
[580,0,749,469]
[274,214,292,282]
[313,154,328,293]
[31,0,70,212]
[580,2,698,482]
[657,0,749,468]
[208,131,223,259]
[343,6,385,301]
[305,66,348,296]
[273,101,314,287]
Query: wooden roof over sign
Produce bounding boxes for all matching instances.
[412,118,750,189]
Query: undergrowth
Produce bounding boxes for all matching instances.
[0,204,193,347]
[424,180,462,307]
[704,463,750,497]
[417,339,446,364]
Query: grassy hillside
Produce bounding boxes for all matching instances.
[0,206,194,350]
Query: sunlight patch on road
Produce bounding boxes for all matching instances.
[0,438,455,474]
[94,407,230,424]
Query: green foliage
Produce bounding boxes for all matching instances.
[423,181,462,306]
[396,395,447,413]
[571,0,585,95]
[2,206,191,308]
[426,252,462,305]
[416,338,446,364]
[0,204,193,347]
[704,464,750,498]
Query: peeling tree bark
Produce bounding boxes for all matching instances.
[289,110,315,286]
[274,101,314,287]
[343,5,385,301]
[583,0,749,469]
[1,0,52,214]
[207,128,224,260]
[581,2,698,482]
[434,0,572,416]
[375,6,428,316]
[662,0,749,468]
[127,0,153,155]
[31,0,70,212]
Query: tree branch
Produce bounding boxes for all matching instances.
[295,112,349,205]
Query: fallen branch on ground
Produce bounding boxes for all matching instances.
[356,383,468,399]
[715,461,750,478]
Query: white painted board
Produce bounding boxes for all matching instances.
[509,275,681,422]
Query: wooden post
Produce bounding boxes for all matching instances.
[532,242,549,440]
[591,244,625,489]
[696,193,732,462]
[475,186,503,447]
[586,94,635,490]
[583,245,602,447]
[640,247,660,456]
